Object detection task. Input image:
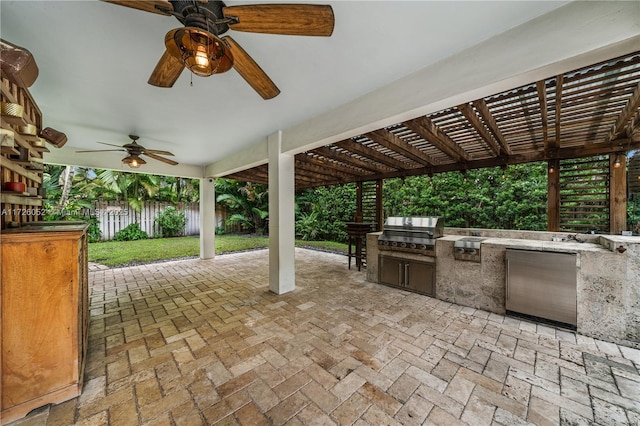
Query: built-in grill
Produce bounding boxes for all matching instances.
[454,237,486,262]
[377,217,443,296]
[378,216,444,256]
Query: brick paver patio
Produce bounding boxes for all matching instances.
[11,248,640,425]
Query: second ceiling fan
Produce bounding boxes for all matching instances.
[104,0,335,99]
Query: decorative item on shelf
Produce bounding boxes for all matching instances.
[29,137,49,152]
[26,187,38,196]
[8,146,30,163]
[0,128,18,154]
[38,127,67,148]
[4,181,26,193]
[1,101,26,125]
[17,123,39,141]
[0,38,39,88]
[26,156,44,171]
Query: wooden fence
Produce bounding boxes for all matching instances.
[89,201,200,241]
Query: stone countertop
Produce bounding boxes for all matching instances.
[438,234,609,254]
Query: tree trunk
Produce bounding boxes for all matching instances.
[58,165,76,209]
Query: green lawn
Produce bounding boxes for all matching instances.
[89,235,348,267]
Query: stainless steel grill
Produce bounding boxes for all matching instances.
[378,216,444,256]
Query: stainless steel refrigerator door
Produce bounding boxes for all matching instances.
[506,249,577,326]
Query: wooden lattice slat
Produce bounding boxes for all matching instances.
[559,156,610,232]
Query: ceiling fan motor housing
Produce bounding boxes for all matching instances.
[170,0,230,36]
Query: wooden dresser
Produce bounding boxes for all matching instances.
[1,222,89,424]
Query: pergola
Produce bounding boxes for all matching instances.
[227,51,640,235]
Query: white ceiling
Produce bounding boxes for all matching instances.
[1,0,575,175]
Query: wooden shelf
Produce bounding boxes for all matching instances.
[1,192,43,206]
[1,71,45,230]
[1,145,19,155]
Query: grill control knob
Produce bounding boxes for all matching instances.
[409,243,417,249]
[383,241,389,246]
[419,244,427,249]
[455,247,465,254]
[467,249,477,255]
[400,242,407,248]
[391,242,398,247]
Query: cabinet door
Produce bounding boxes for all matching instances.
[2,238,77,408]
[379,255,403,287]
[405,261,435,296]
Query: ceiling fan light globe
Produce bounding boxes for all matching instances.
[123,154,146,168]
[166,27,233,77]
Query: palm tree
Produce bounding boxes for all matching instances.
[216,179,268,234]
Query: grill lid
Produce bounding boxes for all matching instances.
[379,216,444,246]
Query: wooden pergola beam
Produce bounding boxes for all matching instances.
[298,153,372,178]
[536,80,550,150]
[403,116,470,163]
[339,137,640,184]
[311,146,391,173]
[606,81,640,144]
[472,99,512,155]
[458,102,502,156]
[336,139,412,170]
[365,128,437,166]
[553,74,563,149]
[295,157,361,181]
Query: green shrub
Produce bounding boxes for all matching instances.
[85,216,102,243]
[155,206,187,238]
[114,223,148,241]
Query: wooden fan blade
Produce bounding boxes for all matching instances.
[102,0,173,16]
[223,4,334,36]
[144,152,178,166]
[76,149,126,153]
[148,49,185,88]
[145,149,175,156]
[223,36,280,100]
[97,142,125,148]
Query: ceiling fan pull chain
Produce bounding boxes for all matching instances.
[190,72,193,87]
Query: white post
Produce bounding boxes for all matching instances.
[199,177,215,259]
[268,131,296,294]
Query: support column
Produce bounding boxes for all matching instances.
[268,131,296,294]
[547,159,560,231]
[610,153,627,234]
[199,177,215,259]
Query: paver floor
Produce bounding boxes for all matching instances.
[11,248,640,425]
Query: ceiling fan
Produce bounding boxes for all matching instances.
[103,0,335,99]
[76,135,178,169]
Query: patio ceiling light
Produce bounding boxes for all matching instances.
[166,27,233,77]
[123,154,146,169]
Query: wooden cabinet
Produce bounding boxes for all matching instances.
[1,223,89,424]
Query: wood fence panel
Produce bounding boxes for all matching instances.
[93,201,201,241]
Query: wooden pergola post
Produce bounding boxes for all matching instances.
[547,159,560,231]
[355,181,363,221]
[610,153,627,235]
[376,179,383,231]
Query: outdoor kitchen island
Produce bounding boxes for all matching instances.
[366,227,640,348]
